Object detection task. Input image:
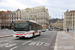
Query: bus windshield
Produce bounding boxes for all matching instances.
[14,23,29,31]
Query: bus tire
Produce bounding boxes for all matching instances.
[39,32,41,36]
[32,33,34,37]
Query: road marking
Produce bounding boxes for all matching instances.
[63,46,74,49]
[0,43,8,47]
[44,43,50,46]
[22,40,31,45]
[5,43,16,47]
[62,37,67,39]
[29,42,36,45]
[29,41,50,46]
[36,42,44,46]
[10,46,17,50]
[54,32,58,50]
[0,41,13,47]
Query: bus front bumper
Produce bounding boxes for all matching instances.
[13,34,33,38]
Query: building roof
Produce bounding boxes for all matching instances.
[65,10,75,13]
[70,10,75,12]
[0,10,12,13]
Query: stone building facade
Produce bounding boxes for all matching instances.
[64,10,75,30]
[0,10,21,29]
[21,6,49,29]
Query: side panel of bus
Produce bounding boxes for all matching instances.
[30,22,41,36]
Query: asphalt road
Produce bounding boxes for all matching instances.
[0,31,57,50]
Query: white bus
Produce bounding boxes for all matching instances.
[11,20,42,38]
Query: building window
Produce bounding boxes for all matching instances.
[71,14,72,17]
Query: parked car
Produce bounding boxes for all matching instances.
[53,29,56,31]
[3,28,9,30]
[49,29,53,31]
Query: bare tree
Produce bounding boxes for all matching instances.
[0,11,8,28]
[0,11,8,20]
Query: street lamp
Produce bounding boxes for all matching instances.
[74,26,75,40]
[35,15,37,22]
[27,11,32,20]
[27,13,29,20]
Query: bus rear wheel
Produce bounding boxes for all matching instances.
[32,33,34,37]
[39,32,41,36]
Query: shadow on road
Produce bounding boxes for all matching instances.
[14,35,40,40]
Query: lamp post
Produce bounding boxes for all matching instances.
[74,17,75,40]
[35,15,37,22]
[27,11,32,20]
[74,24,75,40]
[71,13,75,40]
[28,13,29,20]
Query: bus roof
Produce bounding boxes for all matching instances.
[13,20,41,26]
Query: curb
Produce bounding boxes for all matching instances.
[0,34,13,38]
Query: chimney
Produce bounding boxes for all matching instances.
[66,10,69,12]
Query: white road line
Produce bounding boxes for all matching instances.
[44,43,50,46]
[0,41,13,47]
[5,43,16,47]
[22,40,31,45]
[62,37,68,39]
[28,41,50,46]
[29,42,36,45]
[36,42,44,46]
[10,46,17,50]
[54,32,58,50]
[0,43,8,47]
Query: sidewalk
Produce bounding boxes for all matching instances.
[54,31,75,50]
[66,31,74,39]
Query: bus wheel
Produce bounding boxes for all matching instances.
[39,32,41,36]
[32,33,34,37]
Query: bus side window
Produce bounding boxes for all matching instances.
[29,26,31,30]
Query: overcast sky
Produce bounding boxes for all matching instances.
[0,0,75,19]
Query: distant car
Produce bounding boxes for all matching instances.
[46,29,48,31]
[42,29,46,32]
[53,29,56,31]
[3,28,9,30]
[49,29,53,31]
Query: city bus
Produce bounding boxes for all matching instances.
[11,20,42,38]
